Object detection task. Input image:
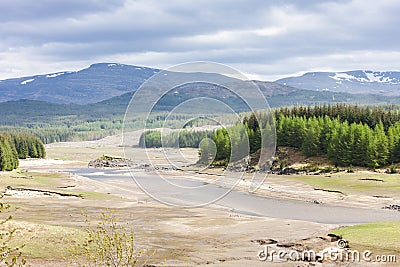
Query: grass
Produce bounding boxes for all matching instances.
[0,170,63,189]
[46,145,124,162]
[7,221,86,260]
[331,221,400,253]
[0,169,121,201]
[72,190,121,200]
[276,172,400,196]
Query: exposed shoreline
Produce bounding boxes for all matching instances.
[4,135,398,266]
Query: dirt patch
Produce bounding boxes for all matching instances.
[360,178,385,182]
[273,147,331,168]
[314,188,346,195]
[3,186,82,199]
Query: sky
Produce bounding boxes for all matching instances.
[1,0,400,81]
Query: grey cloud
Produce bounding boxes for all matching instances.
[0,0,125,22]
[0,0,400,80]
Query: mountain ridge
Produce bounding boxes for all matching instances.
[0,63,160,104]
[276,70,400,95]
[1,63,400,105]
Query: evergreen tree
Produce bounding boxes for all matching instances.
[213,128,230,161]
[301,118,321,157]
[372,122,389,167]
[350,123,368,166]
[388,122,400,162]
[198,138,216,164]
[0,134,18,171]
[327,121,352,166]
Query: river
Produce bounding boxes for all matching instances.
[70,168,400,225]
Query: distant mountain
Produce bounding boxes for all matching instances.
[2,85,400,127]
[0,63,159,104]
[0,62,299,105]
[2,63,400,106]
[105,84,400,111]
[275,70,400,96]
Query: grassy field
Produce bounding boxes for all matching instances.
[0,170,114,200]
[0,169,130,265]
[7,221,85,260]
[46,145,124,162]
[0,169,66,188]
[274,171,400,197]
[331,221,400,253]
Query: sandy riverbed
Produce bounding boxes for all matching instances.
[2,133,398,266]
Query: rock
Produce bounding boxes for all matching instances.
[383,204,400,211]
[327,233,341,242]
[88,155,153,169]
[277,242,298,248]
[279,167,299,175]
[251,239,277,245]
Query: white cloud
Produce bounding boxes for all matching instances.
[0,0,399,80]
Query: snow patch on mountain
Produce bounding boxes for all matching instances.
[329,73,365,82]
[329,71,399,84]
[20,79,34,85]
[364,71,395,83]
[46,72,65,78]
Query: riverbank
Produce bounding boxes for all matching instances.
[1,166,341,266]
[2,133,398,266]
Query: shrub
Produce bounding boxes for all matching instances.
[0,197,27,266]
[71,211,152,267]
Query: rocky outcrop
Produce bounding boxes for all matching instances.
[383,204,400,211]
[88,155,177,170]
[88,155,150,169]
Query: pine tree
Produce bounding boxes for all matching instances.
[198,138,216,164]
[388,122,400,162]
[327,121,352,166]
[213,129,229,161]
[349,123,367,166]
[372,122,389,167]
[301,118,322,157]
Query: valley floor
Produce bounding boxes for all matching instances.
[1,132,399,266]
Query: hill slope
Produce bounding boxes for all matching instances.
[2,63,400,107]
[0,63,159,104]
[275,70,400,96]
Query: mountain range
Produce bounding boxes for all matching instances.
[0,63,159,104]
[0,63,399,107]
[276,70,400,96]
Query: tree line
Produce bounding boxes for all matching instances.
[140,105,400,168]
[0,132,45,171]
[275,104,400,130]
[139,130,214,149]
[139,112,274,167]
[200,113,274,165]
[276,114,398,167]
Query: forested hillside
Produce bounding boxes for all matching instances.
[0,132,45,171]
[139,130,214,149]
[141,104,400,168]
[2,81,400,145]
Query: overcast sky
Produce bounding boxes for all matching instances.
[1,0,399,80]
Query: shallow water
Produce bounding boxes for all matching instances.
[70,168,400,224]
